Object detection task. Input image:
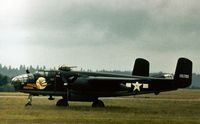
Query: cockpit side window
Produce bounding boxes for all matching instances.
[45,72,48,77]
[27,74,34,82]
[46,71,56,77]
[34,71,45,77]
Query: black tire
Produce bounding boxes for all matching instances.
[25,103,32,107]
[56,99,69,107]
[92,100,105,108]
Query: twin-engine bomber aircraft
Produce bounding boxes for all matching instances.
[11,58,192,107]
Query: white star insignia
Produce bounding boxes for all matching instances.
[132,82,142,91]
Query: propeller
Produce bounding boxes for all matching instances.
[60,72,79,84]
[60,72,79,101]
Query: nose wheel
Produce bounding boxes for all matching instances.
[92,100,105,108]
[25,94,32,106]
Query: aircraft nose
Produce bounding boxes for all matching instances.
[11,76,18,83]
[11,76,22,91]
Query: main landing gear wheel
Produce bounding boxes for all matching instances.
[92,100,105,108]
[25,102,32,106]
[56,99,69,107]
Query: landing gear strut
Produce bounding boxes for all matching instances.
[48,95,55,100]
[92,100,105,108]
[56,96,69,107]
[25,94,32,106]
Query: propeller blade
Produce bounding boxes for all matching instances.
[60,73,79,84]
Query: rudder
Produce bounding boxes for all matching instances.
[174,58,193,88]
[132,58,149,76]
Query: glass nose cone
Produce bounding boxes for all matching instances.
[11,76,22,91]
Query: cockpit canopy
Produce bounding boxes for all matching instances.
[34,70,57,78]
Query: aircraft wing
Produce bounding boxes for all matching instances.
[87,76,152,84]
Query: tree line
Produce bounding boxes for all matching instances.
[0,64,49,78]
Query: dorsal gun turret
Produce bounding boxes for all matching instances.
[58,65,77,71]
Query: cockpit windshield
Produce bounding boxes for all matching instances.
[34,71,45,77]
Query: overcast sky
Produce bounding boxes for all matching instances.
[0,0,199,73]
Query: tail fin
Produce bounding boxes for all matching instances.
[174,58,193,88]
[132,58,149,76]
